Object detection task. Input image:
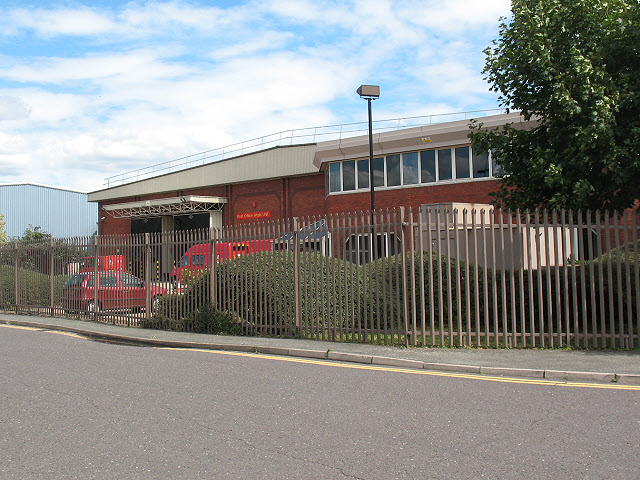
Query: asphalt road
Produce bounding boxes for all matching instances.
[1,325,639,480]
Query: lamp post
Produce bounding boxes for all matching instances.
[357,84,380,259]
[357,84,380,221]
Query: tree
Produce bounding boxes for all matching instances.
[20,225,52,242]
[470,0,640,212]
[0,213,6,244]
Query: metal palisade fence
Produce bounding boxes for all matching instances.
[0,206,638,349]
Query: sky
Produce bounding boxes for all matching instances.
[0,0,512,193]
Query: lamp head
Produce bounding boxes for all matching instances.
[357,85,380,99]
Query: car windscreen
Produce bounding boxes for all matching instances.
[64,274,85,287]
[191,254,206,265]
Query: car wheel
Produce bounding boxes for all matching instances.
[86,301,101,313]
[151,296,161,313]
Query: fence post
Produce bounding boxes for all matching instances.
[210,228,217,309]
[13,241,18,313]
[399,207,409,347]
[50,237,55,315]
[145,233,151,319]
[292,217,302,331]
[93,236,99,322]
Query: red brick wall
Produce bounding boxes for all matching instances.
[289,174,326,219]
[230,178,284,225]
[99,198,133,236]
[98,176,498,234]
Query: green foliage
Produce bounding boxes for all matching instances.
[373,252,493,335]
[20,225,51,242]
[143,303,240,335]
[156,251,370,337]
[471,0,640,212]
[0,213,6,244]
[0,264,67,307]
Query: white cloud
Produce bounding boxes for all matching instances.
[0,96,30,121]
[402,0,511,30]
[5,7,116,36]
[210,31,295,59]
[0,0,510,192]
[0,49,190,84]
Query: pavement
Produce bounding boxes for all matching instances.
[2,312,640,385]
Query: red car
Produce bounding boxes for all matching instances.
[61,271,166,313]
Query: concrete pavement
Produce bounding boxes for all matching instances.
[2,312,640,385]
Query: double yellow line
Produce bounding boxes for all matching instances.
[158,347,640,391]
[3,324,639,391]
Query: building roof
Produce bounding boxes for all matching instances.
[313,111,532,170]
[0,182,88,195]
[89,144,317,203]
[89,111,534,204]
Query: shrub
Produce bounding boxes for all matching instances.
[143,303,241,335]
[0,264,67,308]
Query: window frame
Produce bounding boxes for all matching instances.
[326,146,495,195]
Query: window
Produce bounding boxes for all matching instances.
[191,254,206,265]
[373,157,385,187]
[343,160,356,191]
[329,162,341,192]
[357,159,369,189]
[386,154,401,187]
[473,151,490,178]
[121,273,143,287]
[492,154,504,176]
[345,233,400,265]
[403,152,419,185]
[421,150,436,183]
[326,145,496,195]
[99,273,118,287]
[455,146,470,179]
[438,149,452,180]
[64,274,84,287]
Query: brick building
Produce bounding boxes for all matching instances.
[88,111,532,236]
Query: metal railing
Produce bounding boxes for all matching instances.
[103,109,506,188]
[2,205,638,349]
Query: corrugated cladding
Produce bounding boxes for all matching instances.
[0,184,97,239]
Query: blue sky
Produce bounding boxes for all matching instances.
[0,0,512,192]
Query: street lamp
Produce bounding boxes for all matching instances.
[357,84,379,219]
[357,84,380,258]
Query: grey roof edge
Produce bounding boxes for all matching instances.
[312,111,535,169]
[88,143,318,203]
[0,183,89,195]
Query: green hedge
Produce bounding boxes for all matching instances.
[142,303,241,335]
[0,264,67,308]
[151,246,639,345]
[160,251,370,336]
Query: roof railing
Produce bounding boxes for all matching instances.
[103,108,506,188]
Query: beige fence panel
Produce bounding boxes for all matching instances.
[1,207,639,350]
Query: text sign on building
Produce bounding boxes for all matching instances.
[236,211,271,220]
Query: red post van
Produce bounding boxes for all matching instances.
[170,240,271,291]
[80,255,126,272]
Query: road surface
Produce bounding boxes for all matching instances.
[1,324,638,479]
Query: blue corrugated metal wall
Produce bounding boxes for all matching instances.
[0,184,97,239]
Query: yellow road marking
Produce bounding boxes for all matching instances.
[46,330,88,340]
[3,324,637,391]
[1,323,87,339]
[0,324,42,331]
[156,346,640,391]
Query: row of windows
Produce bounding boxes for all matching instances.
[327,146,501,194]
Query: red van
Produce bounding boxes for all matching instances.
[80,255,126,273]
[170,240,271,287]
